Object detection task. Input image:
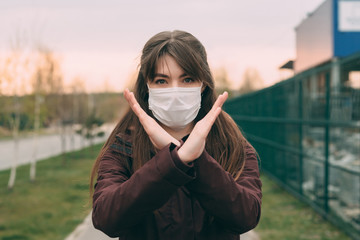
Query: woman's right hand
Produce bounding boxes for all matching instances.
[124,89,180,149]
[177,91,228,163]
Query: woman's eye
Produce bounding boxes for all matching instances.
[155,79,167,84]
[184,78,194,83]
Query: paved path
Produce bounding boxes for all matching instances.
[65,212,260,240]
[0,124,114,171]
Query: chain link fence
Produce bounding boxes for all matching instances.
[224,52,360,240]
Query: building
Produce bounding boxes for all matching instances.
[280,0,360,88]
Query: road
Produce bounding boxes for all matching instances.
[0,124,114,171]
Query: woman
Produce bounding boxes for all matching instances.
[90,30,262,240]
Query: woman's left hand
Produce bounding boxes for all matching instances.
[177,92,228,163]
[124,88,180,149]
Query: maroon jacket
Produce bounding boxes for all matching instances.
[92,133,262,240]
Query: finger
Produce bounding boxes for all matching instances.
[212,107,222,123]
[201,92,227,124]
[212,91,228,111]
[203,107,222,131]
[124,89,137,108]
[124,88,134,105]
[124,89,148,120]
[124,88,129,101]
[124,89,137,112]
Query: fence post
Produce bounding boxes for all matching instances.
[298,79,303,195]
[324,72,331,213]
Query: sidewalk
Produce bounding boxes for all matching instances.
[65,212,260,240]
[0,123,114,171]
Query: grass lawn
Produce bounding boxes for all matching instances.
[256,174,351,240]
[0,144,353,240]
[0,143,103,240]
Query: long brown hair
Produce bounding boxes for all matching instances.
[90,30,247,197]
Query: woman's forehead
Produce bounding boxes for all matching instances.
[155,55,186,77]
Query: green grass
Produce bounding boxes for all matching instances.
[0,144,103,240]
[256,174,351,240]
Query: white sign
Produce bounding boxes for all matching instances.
[339,1,360,31]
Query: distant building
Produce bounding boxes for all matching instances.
[295,0,360,73]
[280,0,360,90]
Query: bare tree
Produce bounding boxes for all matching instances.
[30,46,63,180]
[213,67,232,95]
[4,31,31,189]
[31,64,44,182]
[70,84,78,151]
[70,77,87,150]
[0,59,3,96]
[239,67,264,94]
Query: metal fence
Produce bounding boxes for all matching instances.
[224,52,360,240]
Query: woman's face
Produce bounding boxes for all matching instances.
[148,54,202,89]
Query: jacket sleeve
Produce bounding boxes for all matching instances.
[183,143,262,234]
[92,142,195,237]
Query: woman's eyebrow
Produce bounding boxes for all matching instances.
[179,73,188,78]
[154,73,169,78]
[154,73,189,78]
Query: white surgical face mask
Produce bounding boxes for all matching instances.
[148,85,202,131]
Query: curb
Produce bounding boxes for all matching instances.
[64,212,92,240]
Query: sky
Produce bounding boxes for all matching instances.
[0,0,326,92]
